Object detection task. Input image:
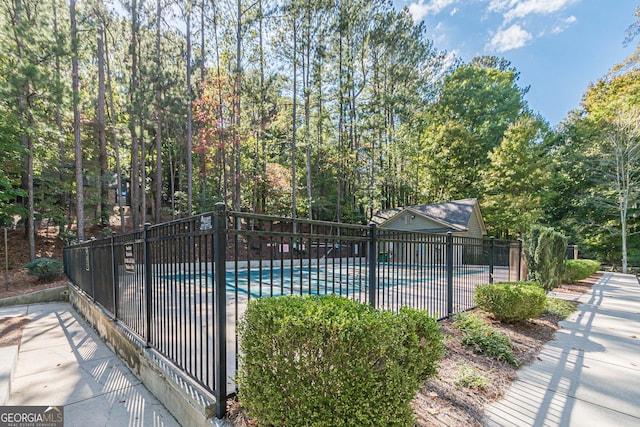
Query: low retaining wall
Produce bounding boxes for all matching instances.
[0,286,69,308]
[67,284,222,427]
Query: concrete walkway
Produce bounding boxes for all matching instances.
[0,302,179,427]
[486,272,640,427]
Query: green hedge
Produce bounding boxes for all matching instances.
[562,259,601,283]
[236,295,444,426]
[23,258,63,281]
[474,282,547,323]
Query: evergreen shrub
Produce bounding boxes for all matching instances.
[23,258,63,281]
[236,294,444,426]
[474,282,547,323]
[562,259,601,283]
[525,225,567,291]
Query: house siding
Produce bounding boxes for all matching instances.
[466,209,484,239]
[383,214,445,231]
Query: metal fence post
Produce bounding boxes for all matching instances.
[90,238,96,300]
[489,236,494,284]
[111,231,118,320]
[213,203,228,419]
[446,232,453,318]
[368,223,377,309]
[144,223,152,347]
[517,239,523,281]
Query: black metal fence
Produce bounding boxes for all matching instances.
[63,203,521,419]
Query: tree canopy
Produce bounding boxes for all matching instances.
[0,0,637,268]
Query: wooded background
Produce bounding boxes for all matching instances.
[0,0,638,268]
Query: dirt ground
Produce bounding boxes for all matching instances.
[0,227,600,426]
[0,227,68,300]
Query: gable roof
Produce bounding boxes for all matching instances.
[371,198,485,234]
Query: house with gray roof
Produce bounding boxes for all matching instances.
[371,198,486,238]
[371,198,487,263]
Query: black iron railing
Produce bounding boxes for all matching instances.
[63,203,521,419]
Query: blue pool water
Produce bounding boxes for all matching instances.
[161,264,486,299]
[161,266,366,299]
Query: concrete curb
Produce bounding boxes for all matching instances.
[0,345,18,405]
[0,285,69,308]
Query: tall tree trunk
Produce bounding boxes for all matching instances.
[104,26,126,232]
[186,1,193,216]
[12,0,35,258]
[130,0,140,229]
[71,0,84,241]
[291,15,298,224]
[214,13,228,207]
[314,35,324,218]
[169,143,176,219]
[234,0,242,213]
[199,0,206,208]
[259,0,267,213]
[53,0,67,230]
[303,1,312,220]
[336,21,344,223]
[154,0,162,223]
[141,133,146,223]
[97,22,109,229]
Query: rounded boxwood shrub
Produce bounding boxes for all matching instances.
[562,259,601,283]
[23,258,63,281]
[474,281,547,323]
[236,294,444,426]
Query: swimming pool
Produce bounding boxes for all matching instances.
[162,265,368,299]
[161,264,487,300]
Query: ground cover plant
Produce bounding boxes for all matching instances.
[452,312,519,366]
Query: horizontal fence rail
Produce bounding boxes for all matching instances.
[63,203,522,419]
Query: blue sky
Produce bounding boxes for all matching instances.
[398,0,638,127]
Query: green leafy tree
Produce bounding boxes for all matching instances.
[556,68,640,267]
[481,114,552,238]
[600,109,640,273]
[420,57,528,201]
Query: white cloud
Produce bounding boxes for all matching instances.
[408,0,457,22]
[551,15,577,34]
[487,24,533,52]
[432,22,447,43]
[488,0,518,13]
[450,7,458,16]
[503,0,576,22]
